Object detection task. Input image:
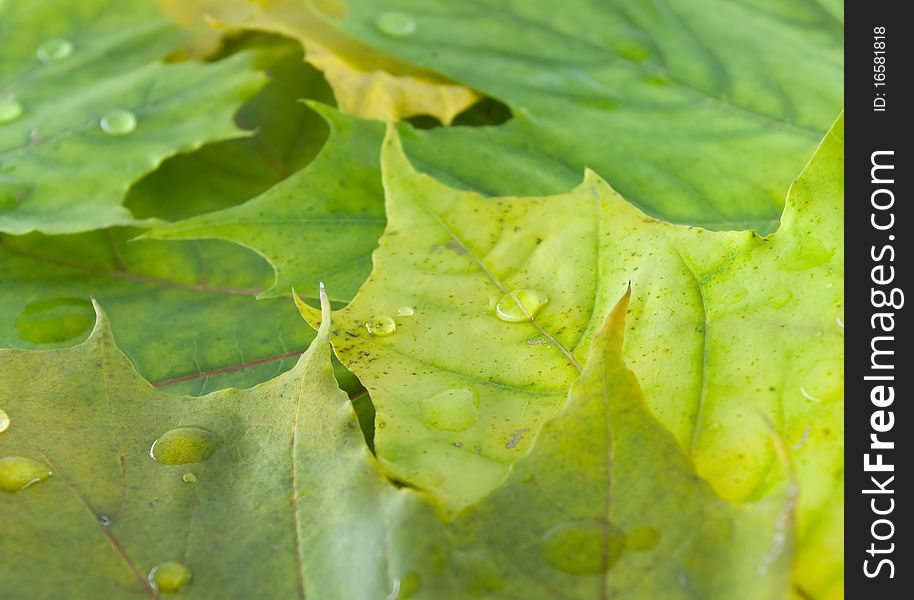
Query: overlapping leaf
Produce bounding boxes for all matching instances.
[320,0,843,229]
[160,0,479,124]
[0,0,265,234]
[297,115,843,597]
[0,51,363,397]
[147,0,842,305]
[0,288,796,599]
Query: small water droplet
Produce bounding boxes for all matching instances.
[825,282,834,289]
[148,562,192,593]
[800,359,843,404]
[625,527,661,551]
[0,456,53,493]
[418,388,478,432]
[98,515,111,527]
[397,306,415,317]
[541,521,624,575]
[495,289,549,322]
[0,97,24,124]
[365,315,397,336]
[768,290,793,308]
[182,472,197,484]
[375,12,417,37]
[836,316,844,334]
[720,286,748,306]
[0,409,9,434]
[16,297,94,344]
[36,38,74,63]
[100,109,137,136]
[150,427,219,465]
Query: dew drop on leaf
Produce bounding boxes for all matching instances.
[365,315,397,336]
[800,358,843,404]
[100,109,137,136]
[98,515,111,527]
[540,521,624,575]
[0,97,24,124]
[150,427,219,465]
[182,472,197,484]
[0,409,9,434]
[374,12,417,37]
[36,38,74,63]
[397,305,415,317]
[15,297,95,344]
[624,527,661,551]
[0,456,53,493]
[147,562,192,593]
[418,388,478,432]
[768,290,793,308]
[495,289,549,322]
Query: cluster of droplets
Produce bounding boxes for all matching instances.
[1,38,75,126]
[1,37,138,134]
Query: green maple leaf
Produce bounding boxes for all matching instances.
[145,0,842,304]
[0,43,365,398]
[0,291,386,597]
[296,114,843,597]
[0,286,796,599]
[0,0,265,235]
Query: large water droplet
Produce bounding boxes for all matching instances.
[418,388,479,432]
[397,306,415,317]
[375,12,417,37]
[148,562,192,593]
[0,456,53,493]
[800,359,843,404]
[16,297,94,344]
[541,521,625,575]
[100,109,137,136]
[37,38,74,63]
[768,290,793,308]
[150,427,219,465]
[495,289,549,322]
[365,315,397,336]
[625,527,661,551]
[0,409,9,434]
[0,98,24,124]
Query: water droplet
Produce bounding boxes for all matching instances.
[365,315,397,336]
[418,388,478,432]
[0,456,53,493]
[36,38,74,63]
[625,527,661,551]
[0,97,23,124]
[825,282,834,289]
[16,297,94,344]
[150,427,219,465]
[397,306,415,317]
[148,562,192,593]
[800,359,843,404]
[768,290,793,308]
[375,12,417,37]
[836,316,844,334]
[0,409,9,434]
[720,286,748,305]
[495,289,549,322]
[541,521,625,575]
[100,109,137,136]
[98,515,111,526]
[182,472,197,484]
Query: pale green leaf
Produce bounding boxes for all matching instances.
[0,287,796,599]
[297,114,843,596]
[0,292,385,598]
